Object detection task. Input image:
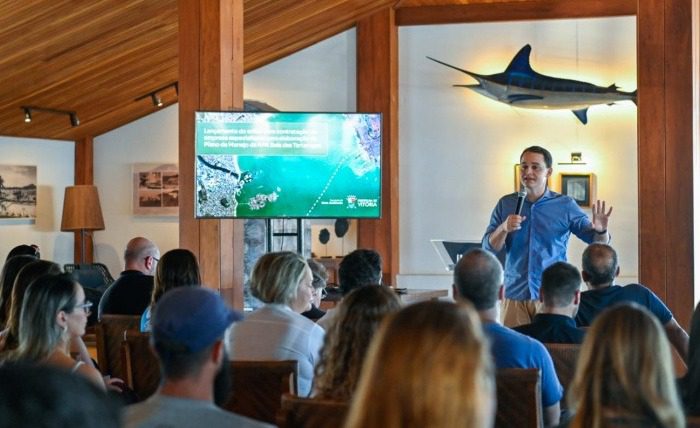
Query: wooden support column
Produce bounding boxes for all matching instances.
[73,136,95,263]
[356,8,399,286]
[638,0,694,327]
[179,0,245,309]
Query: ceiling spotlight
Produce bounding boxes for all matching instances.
[151,93,163,108]
[21,105,79,127]
[69,113,80,127]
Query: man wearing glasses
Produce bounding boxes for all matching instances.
[98,237,160,319]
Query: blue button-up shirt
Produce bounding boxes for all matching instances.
[482,189,596,300]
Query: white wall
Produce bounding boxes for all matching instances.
[0,137,74,264]
[91,30,358,276]
[93,105,180,276]
[397,17,638,292]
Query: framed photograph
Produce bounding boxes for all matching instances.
[513,163,552,192]
[0,165,37,220]
[560,173,593,207]
[132,163,179,216]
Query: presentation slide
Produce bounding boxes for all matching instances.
[195,112,382,218]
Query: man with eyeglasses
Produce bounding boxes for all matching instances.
[301,258,328,322]
[98,237,160,319]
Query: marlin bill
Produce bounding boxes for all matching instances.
[427,44,637,125]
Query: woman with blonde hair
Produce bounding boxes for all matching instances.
[11,273,107,390]
[567,303,684,428]
[344,300,494,428]
[313,285,401,400]
[226,251,323,396]
[140,248,201,332]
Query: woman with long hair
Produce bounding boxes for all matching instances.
[313,285,400,400]
[0,255,37,328]
[345,300,494,428]
[140,248,201,332]
[0,260,62,353]
[226,251,323,396]
[12,273,106,390]
[567,303,684,428]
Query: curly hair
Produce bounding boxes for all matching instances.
[313,285,400,400]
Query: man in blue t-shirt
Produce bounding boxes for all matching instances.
[576,243,688,362]
[453,248,563,427]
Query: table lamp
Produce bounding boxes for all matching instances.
[60,185,105,264]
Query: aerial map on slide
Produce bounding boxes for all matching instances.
[195,112,382,219]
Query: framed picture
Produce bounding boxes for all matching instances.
[513,164,552,192]
[560,173,593,207]
[0,165,37,220]
[132,163,179,216]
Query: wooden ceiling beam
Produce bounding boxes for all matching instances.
[394,0,637,26]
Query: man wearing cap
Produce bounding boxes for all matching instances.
[124,287,272,428]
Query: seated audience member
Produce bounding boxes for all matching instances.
[0,255,38,328]
[453,248,562,427]
[313,285,401,400]
[5,244,40,261]
[301,258,328,322]
[0,363,120,428]
[140,249,201,332]
[11,274,106,390]
[225,251,323,396]
[567,304,684,428]
[577,243,689,361]
[98,237,160,319]
[317,248,382,330]
[514,262,585,344]
[680,302,700,416]
[345,300,494,428]
[0,260,62,353]
[124,287,269,428]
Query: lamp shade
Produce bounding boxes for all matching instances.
[61,185,105,231]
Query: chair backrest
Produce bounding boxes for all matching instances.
[121,330,160,402]
[222,360,298,425]
[276,393,349,428]
[95,314,141,378]
[543,342,581,408]
[496,368,543,428]
[687,415,700,428]
[64,263,115,290]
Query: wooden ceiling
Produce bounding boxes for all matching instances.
[0,0,634,142]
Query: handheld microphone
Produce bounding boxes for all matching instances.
[515,191,526,216]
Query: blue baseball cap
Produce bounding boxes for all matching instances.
[152,287,243,353]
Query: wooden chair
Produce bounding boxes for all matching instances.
[121,330,160,401]
[94,314,141,378]
[276,393,349,428]
[496,368,543,428]
[543,342,581,407]
[222,360,298,425]
[687,415,700,428]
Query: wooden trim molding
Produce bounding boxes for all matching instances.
[395,0,637,26]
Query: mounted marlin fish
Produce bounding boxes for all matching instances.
[427,44,637,124]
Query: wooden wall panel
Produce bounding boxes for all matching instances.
[356,9,400,286]
[638,0,694,327]
[179,0,245,309]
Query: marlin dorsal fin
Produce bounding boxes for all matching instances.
[504,45,534,74]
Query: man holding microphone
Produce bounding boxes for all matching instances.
[482,146,612,327]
